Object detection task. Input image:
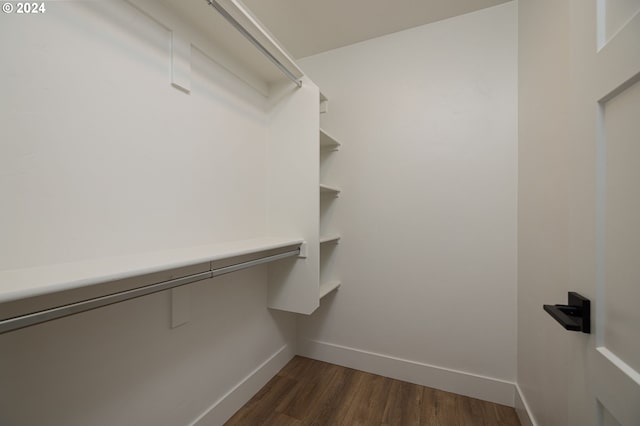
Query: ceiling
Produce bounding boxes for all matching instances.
[242,0,513,59]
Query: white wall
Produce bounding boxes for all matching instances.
[0,2,269,270]
[297,2,518,405]
[517,0,571,424]
[0,2,296,425]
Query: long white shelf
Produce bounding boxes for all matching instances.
[0,237,303,314]
[320,184,341,195]
[319,280,341,299]
[320,128,341,149]
[131,0,304,93]
[320,234,341,244]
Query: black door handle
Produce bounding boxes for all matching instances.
[543,292,590,334]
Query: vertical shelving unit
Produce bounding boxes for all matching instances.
[266,77,320,315]
[319,93,341,299]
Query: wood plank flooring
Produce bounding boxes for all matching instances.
[225,356,521,426]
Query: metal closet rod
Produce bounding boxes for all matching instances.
[205,0,302,88]
[0,248,300,335]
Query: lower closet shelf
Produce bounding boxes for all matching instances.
[0,237,303,334]
[319,280,341,299]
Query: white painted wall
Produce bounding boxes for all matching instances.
[0,1,269,270]
[296,2,518,405]
[517,0,571,424]
[0,2,296,425]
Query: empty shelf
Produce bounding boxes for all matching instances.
[131,0,303,94]
[320,234,341,244]
[320,128,340,148]
[0,237,303,334]
[319,280,341,299]
[320,184,341,195]
[320,92,329,113]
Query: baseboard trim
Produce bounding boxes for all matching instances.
[190,344,294,426]
[514,384,537,426]
[298,338,516,407]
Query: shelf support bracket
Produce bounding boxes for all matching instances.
[171,31,191,93]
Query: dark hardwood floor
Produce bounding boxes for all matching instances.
[225,356,521,426]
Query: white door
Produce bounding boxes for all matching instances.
[568,1,640,425]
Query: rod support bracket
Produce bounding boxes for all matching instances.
[297,241,308,258]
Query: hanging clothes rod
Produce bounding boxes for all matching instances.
[205,0,303,88]
[0,248,299,335]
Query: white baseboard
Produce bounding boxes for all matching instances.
[298,338,516,407]
[514,384,537,426]
[190,344,295,426]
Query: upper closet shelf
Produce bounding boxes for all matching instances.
[320,184,341,195]
[320,128,341,149]
[0,237,303,332]
[132,0,304,93]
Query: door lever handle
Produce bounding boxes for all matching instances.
[543,292,591,334]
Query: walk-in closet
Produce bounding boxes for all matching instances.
[2,1,639,425]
